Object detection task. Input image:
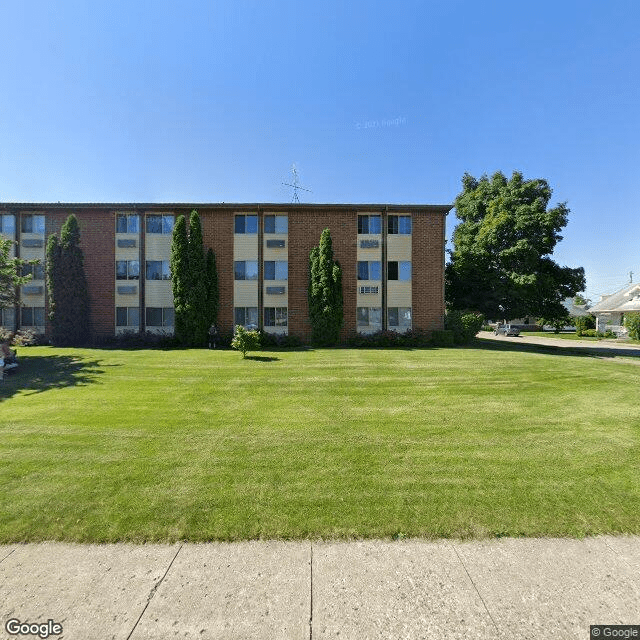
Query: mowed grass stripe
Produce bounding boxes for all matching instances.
[0,345,639,541]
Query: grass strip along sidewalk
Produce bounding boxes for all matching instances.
[1,344,639,542]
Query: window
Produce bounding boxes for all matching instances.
[21,262,45,280]
[21,307,45,326]
[357,261,381,280]
[264,215,288,234]
[1,214,16,236]
[358,215,381,235]
[234,214,258,234]
[264,307,288,327]
[145,260,171,280]
[388,307,412,328]
[357,307,382,327]
[359,285,379,294]
[234,307,258,329]
[116,214,139,234]
[1,307,15,327]
[388,215,411,234]
[116,260,140,280]
[264,261,288,280]
[387,261,411,281]
[146,307,174,327]
[146,214,174,234]
[21,214,45,234]
[234,261,259,280]
[116,307,140,327]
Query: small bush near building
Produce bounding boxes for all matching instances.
[431,330,455,347]
[445,311,484,344]
[575,315,596,336]
[625,312,640,340]
[231,325,261,358]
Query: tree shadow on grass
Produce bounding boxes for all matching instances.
[0,354,110,401]
[244,355,280,362]
[471,336,640,362]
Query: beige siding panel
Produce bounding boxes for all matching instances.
[20,292,45,306]
[387,235,412,260]
[234,281,259,306]
[233,234,258,259]
[145,281,174,306]
[115,290,140,306]
[145,235,171,260]
[387,282,412,307]
[356,291,382,307]
[263,292,288,305]
[115,248,140,261]
[20,246,45,262]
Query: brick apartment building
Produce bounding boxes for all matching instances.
[0,203,451,342]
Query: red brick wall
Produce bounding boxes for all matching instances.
[288,208,358,341]
[412,212,446,331]
[45,209,115,339]
[200,208,234,336]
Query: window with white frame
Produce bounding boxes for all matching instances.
[264,261,288,280]
[234,261,259,280]
[116,260,140,280]
[116,307,140,327]
[0,214,16,236]
[388,215,411,234]
[116,213,140,234]
[146,214,174,234]
[359,285,379,294]
[21,214,45,234]
[145,260,171,280]
[264,307,288,327]
[264,215,287,234]
[146,307,174,327]
[234,307,258,329]
[234,214,258,234]
[388,307,412,328]
[357,261,381,280]
[21,307,45,326]
[357,307,382,328]
[387,261,411,281]
[357,215,381,234]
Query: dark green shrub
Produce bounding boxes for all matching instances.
[580,329,598,337]
[431,330,455,346]
[625,312,640,340]
[259,332,304,348]
[445,311,484,344]
[574,315,595,336]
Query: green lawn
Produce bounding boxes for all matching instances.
[519,331,600,341]
[1,344,639,542]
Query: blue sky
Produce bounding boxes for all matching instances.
[1,1,638,301]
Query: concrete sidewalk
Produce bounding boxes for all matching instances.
[1,537,639,639]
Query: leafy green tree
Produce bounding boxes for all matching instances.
[446,171,585,321]
[170,214,190,344]
[624,312,640,340]
[46,214,91,346]
[206,247,219,327]
[308,228,343,345]
[574,294,590,306]
[231,325,261,358]
[1,235,35,312]
[185,210,209,346]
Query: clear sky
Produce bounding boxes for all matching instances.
[1,0,638,302]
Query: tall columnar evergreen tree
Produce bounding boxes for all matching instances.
[308,228,343,345]
[446,171,585,320]
[206,247,219,328]
[186,210,209,346]
[170,214,190,344]
[46,214,91,346]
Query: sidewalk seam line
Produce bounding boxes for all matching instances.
[450,542,505,639]
[126,543,184,640]
[309,541,313,640]
[0,548,16,565]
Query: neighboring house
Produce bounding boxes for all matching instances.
[0,202,451,342]
[588,283,640,336]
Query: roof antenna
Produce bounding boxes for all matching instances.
[282,164,312,203]
[630,271,634,283]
